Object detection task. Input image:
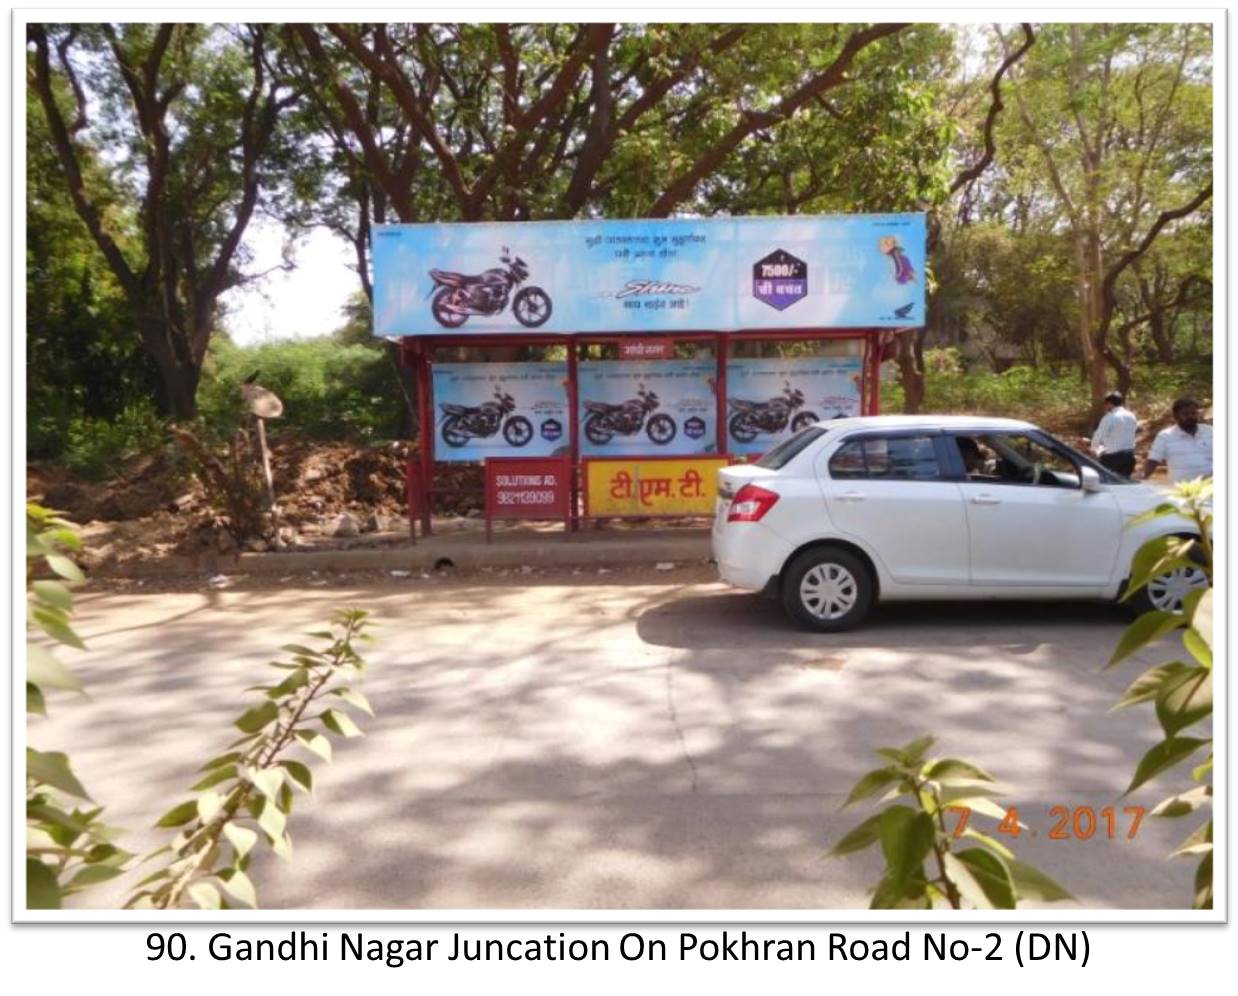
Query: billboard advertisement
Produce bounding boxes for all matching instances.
[578,360,718,457]
[431,362,569,463]
[373,214,925,336]
[584,457,730,518]
[725,356,864,455]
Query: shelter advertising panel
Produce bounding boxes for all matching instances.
[584,457,730,517]
[725,356,864,455]
[578,360,718,457]
[373,214,925,335]
[432,362,569,463]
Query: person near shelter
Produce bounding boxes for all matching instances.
[1090,391,1138,477]
[1144,398,1213,483]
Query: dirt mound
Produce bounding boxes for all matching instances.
[29,453,191,523]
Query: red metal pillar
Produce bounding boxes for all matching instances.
[715,332,728,457]
[567,338,580,531]
[415,340,434,536]
[399,339,418,542]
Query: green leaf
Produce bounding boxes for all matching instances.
[961,827,1014,860]
[188,880,221,910]
[1107,610,1184,668]
[26,858,62,909]
[1182,626,1212,669]
[271,831,293,862]
[1170,820,1211,859]
[1155,668,1211,736]
[939,794,1013,823]
[842,767,902,807]
[67,864,125,890]
[267,666,310,699]
[294,730,332,762]
[190,765,238,792]
[332,687,374,716]
[321,708,363,738]
[279,760,313,794]
[1124,737,1210,796]
[946,848,1016,910]
[280,644,323,658]
[27,749,92,800]
[27,682,47,716]
[879,807,935,891]
[1113,662,1189,710]
[1006,857,1073,903]
[26,644,84,693]
[46,553,86,583]
[33,580,73,611]
[218,868,257,909]
[224,822,258,860]
[870,870,931,909]
[234,700,279,734]
[922,758,995,784]
[1190,589,1213,651]
[830,812,883,856]
[1193,851,1213,910]
[1192,755,1213,782]
[1150,785,1210,819]
[155,799,199,828]
[200,752,243,772]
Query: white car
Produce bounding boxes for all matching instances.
[712,415,1207,631]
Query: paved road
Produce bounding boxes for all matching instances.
[41,569,1198,910]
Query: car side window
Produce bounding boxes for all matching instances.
[828,435,942,481]
[956,432,1081,488]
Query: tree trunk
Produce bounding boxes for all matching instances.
[137,314,202,419]
[896,332,925,414]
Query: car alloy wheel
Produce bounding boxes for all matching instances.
[799,563,859,621]
[1146,565,1208,613]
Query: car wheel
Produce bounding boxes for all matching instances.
[1127,542,1209,615]
[781,547,874,632]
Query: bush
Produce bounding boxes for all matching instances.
[198,337,405,443]
[60,400,168,481]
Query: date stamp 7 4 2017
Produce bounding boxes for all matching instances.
[947,805,1147,841]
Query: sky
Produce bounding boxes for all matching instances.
[220,220,360,345]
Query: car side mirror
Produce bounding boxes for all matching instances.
[1080,465,1102,493]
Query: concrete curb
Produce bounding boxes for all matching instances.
[102,530,714,578]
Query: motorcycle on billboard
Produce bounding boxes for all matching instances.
[578,360,717,456]
[726,357,863,454]
[431,362,569,462]
[427,247,553,328]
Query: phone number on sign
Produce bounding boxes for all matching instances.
[948,805,1147,840]
[496,490,558,505]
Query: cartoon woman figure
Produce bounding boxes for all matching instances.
[878,236,916,285]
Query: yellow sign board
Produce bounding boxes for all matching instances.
[584,457,730,517]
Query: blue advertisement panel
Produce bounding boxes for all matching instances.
[373,214,925,336]
[432,362,569,463]
[578,360,718,457]
[726,356,864,455]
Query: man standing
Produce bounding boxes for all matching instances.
[1090,391,1138,477]
[1145,398,1213,483]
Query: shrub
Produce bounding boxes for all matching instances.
[60,401,167,480]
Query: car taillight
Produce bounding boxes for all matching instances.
[727,484,779,522]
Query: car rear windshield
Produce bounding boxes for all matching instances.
[754,426,826,470]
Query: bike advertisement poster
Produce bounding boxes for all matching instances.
[725,356,864,455]
[578,360,718,457]
[432,362,570,463]
[372,214,925,336]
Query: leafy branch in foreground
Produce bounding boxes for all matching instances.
[26,503,133,909]
[1108,478,1212,909]
[832,735,1071,910]
[127,609,376,910]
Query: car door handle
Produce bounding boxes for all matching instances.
[837,490,866,502]
[970,494,1001,505]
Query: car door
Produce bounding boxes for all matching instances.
[949,431,1123,587]
[819,431,970,586]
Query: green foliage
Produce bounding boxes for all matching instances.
[833,736,1071,909]
[127,610,376,909]
[197,336,403,442]
[59,400,168,481]
[1106,479,1213,909]
[26,505,133,909]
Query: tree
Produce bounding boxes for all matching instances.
[27,24,304,417]
[999,23,1212,415]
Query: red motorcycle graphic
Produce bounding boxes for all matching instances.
[728,382,819,443]
[428,247,553,328]
[583,384,677,446]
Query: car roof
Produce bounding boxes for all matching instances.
[818,414,1039,434]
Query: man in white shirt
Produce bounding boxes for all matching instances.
[1090,391,1138,477]
[1145,398,1213,483]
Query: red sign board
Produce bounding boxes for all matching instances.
[484,458,571,537]
[619,339,675,360]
